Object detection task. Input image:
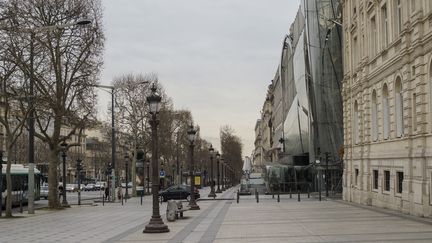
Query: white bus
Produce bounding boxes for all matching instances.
[1,164,41,207]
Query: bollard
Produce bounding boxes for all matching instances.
[298,190,301,202]
[102,195,105,206]
[277,192,280,203]
[272,191,274,199]
[141,190,143,206]
[121,194,124,206]
[237,190,239,204]
[289,188,292,198]
[307,186,310,198]
[255,189,259,203]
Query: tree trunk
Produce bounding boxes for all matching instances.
[5,146,13,217]
[47,147,61,208]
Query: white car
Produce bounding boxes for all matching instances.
[95,182,106,190]
[84,184,96,191]
[40,186,48,199]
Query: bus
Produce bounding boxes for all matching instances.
[1,164,41,207]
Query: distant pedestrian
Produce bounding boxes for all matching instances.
[105,186,109,199]
[117,186,122,200]
[58,185,64,200]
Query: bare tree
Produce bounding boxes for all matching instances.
[2,0,104,208]
[0,49,28,217]
[112,73,155,196]
[220,125,243,183]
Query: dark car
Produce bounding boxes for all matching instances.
[158,185,200,202]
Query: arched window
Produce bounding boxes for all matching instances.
[382,84,390,139]
[371,90,378,141]
[395,77,403,137]
[354,101,360,144]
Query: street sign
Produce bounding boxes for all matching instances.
[159,170,165,178]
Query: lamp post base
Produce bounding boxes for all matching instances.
[61,202,70,208]
[208,187,217,198]
[143,217,169,233]
[188,201,200,210]
[216,188,222,193]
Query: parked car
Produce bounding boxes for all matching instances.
[66,184,75,192]
[158,185,200,202]
[121,182,133,188]
[84,184,96,191]
[95,181,106,190]
[40,185,48,199]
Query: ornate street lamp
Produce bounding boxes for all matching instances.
[60,141,69,207]
[208,144,216,198]
[187,123,200,210]
[146,160,150,194]
[124,153,130,200]
[216,152,222,193]
[0,132,4,217]
[143,84,169,233]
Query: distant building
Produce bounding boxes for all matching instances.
[342,0,432,217]
[253,85,273,172]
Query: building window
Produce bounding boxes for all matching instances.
[412,93,417,132]
[372,90,378,141]
[384,170,390,191]
[382,84,390,139]
[371,16,377,56]
[395,0,402,34]
[381,3,389,47]
[373,170,379,189]
[355,168,359,186]
[395,77,403,137]
[354,101,360,144]
[396,171,403,193]
[352,36,358,68]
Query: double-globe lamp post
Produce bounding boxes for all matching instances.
[208,145,216,198]
[143,84,169,233]
[187,124,200,210]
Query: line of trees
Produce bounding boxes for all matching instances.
[0,0,244,217]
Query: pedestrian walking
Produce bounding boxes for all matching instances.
[117,186,122,200]
[105,186,109,200]
[58,185,64,200]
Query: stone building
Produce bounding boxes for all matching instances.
[253,85,273,172]
[342,0,432,217]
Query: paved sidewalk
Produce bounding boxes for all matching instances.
[1,187,432,242]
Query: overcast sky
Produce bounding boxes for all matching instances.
[99,0,299,156]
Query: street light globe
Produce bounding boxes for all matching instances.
[216,151,220,159]
[209,144,214,153]
[146,84,162,115]
[187,123,197,143]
